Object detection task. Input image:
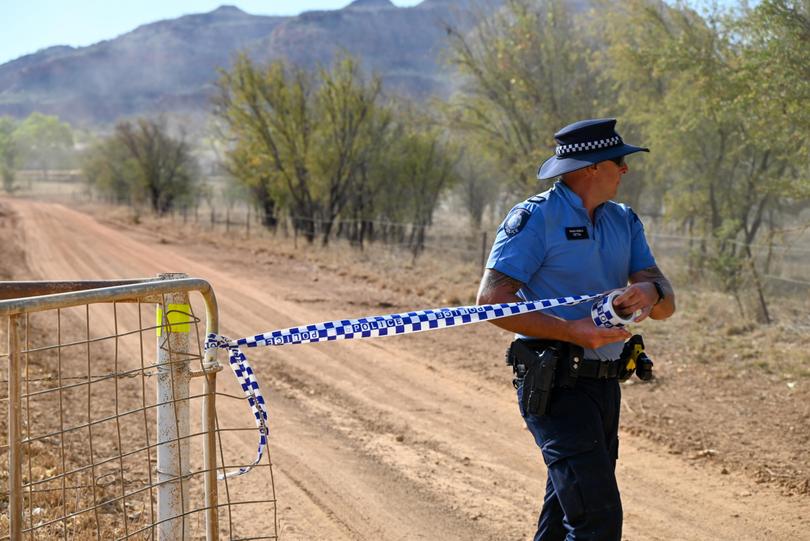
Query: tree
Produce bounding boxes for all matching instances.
[739,0,810,167]
[215,54,319,241]
[382,118,461,254]
[114,119,198,214]
[312,56,389,244]
[737,0,810,155]
[453,153,501,230]
[82,137,138,204]
[602,0,810,322]
[444,0,603,194]
[221,138,283,229]
[14,113,74,181]
[0,117,17,193]
[339,102,398,248]
[83,118,198,214]
[215,53,393,244]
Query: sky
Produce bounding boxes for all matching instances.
[0,1,423,65]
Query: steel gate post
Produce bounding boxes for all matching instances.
[156,274,192,541]
[8,314,24,541]
[201,288,220,540]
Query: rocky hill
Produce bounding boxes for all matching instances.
[0,1,486,126]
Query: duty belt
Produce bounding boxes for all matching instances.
[570,357,623,379]
[512,355,623,381]
[506,340,625,380]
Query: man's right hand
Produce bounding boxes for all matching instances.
[566,317,630,349]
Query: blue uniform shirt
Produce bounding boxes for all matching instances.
[486,180,657,361]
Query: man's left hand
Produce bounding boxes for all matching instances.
[613,283,657,322]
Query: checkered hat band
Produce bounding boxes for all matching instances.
[205,292,635,478]
[555,136,622,157]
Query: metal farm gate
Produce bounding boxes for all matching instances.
[0,276,277,540]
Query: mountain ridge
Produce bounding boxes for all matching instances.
[0,2,488,126]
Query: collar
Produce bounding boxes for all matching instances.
[555,180,606,223]
[555,180,587,213]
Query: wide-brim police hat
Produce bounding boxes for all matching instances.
[536,118,649,180]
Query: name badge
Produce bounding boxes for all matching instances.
[565,226,589,240]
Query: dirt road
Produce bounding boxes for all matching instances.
[10,198,809,540]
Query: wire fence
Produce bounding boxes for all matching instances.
[157,204,810,291]
[24,170,810,295]
[43,173,809,292]
[0,279,278,540]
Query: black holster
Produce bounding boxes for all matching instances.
[506,339,584,416]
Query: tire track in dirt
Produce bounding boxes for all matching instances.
[9,198,810,540]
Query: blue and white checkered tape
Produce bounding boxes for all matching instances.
[591,290,635,328]
[205,291,634,478]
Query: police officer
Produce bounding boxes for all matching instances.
[476,118,675,540]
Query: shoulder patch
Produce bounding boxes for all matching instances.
[504,207,532,237]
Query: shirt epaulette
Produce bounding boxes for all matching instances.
[526,193,549,204]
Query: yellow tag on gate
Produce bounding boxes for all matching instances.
[156,304,191,336]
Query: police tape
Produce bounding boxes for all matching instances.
[205,291,635,478]
[591,290,637,328]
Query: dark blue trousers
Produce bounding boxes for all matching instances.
[518,378,622,541]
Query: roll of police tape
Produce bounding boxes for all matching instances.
[590,290,635,328]
[205,291,638,478]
